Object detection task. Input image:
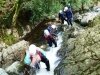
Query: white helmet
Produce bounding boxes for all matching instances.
[51,25,56,29]
[59,10,63,13]
[29,44,37,55]
[64,7,68,11]
[44,29,50,36]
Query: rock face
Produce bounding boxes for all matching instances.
[55,17,100,75]
[0,42,8,52]
[1,40,29,68]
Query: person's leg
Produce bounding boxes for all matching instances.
[52,39,57,47]
[35,62,40,69]
[69,19,73,26]
[61,19,64,24]
[66,19,70,25]
[47,40,52,47]
[41,54,50,71]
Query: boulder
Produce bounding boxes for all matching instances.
[5,61,20,74]
[2,40,29,68]
[80,12,98,25]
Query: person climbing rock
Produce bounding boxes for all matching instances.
[44,29,57,47]
[24,44,50,71]
[58,10,66,24]
[64,6,73,27]
[47,24,58,37]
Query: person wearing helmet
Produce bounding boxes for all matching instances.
[47,24,58,36]
[58,10,66,24]
[44,29,57,47]
[24,44,50,71]
[64,6,73,26]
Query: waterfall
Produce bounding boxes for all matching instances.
[36,32,63,75]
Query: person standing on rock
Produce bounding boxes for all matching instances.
[44,29,57,47]
[58,10,66,24]
[24,44,50,71]
[64,6,73,27]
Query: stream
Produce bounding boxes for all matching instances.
[36,32,63,75]
[23,19,63,75]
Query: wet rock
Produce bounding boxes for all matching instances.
[5,61,20,74]
[0,68,8,75]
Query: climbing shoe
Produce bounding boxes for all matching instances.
[55,45,57,47]
[46,68,50,71]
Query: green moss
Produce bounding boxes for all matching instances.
[17,54,26,73]
[0,34,16,45]
[89,16,100,27]
[17,62,25,73]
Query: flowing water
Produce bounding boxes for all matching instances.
[36,32,63,75]
[23,19,63,75]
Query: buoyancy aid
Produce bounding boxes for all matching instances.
[24,50,31,65]
[30,50,41,67]
[44,30,55,41]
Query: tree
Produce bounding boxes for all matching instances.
[63,0,94,12]
[11,0,23,36]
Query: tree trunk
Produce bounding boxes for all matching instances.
[81,2,84,13]
[11,0,22,38]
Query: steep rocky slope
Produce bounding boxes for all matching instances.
[55,16,100,75]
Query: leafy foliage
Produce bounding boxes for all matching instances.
[19,0,63,24]
[0,0,6,10]
[0,0,98,28]
[0,0,99,45]
[62,0,95,12]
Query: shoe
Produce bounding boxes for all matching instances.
[46,68,50,71]
[55,44,57,47]
[35,63,40,70]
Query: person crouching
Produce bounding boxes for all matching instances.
[24,44,50,71]
[44,29,57,47]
